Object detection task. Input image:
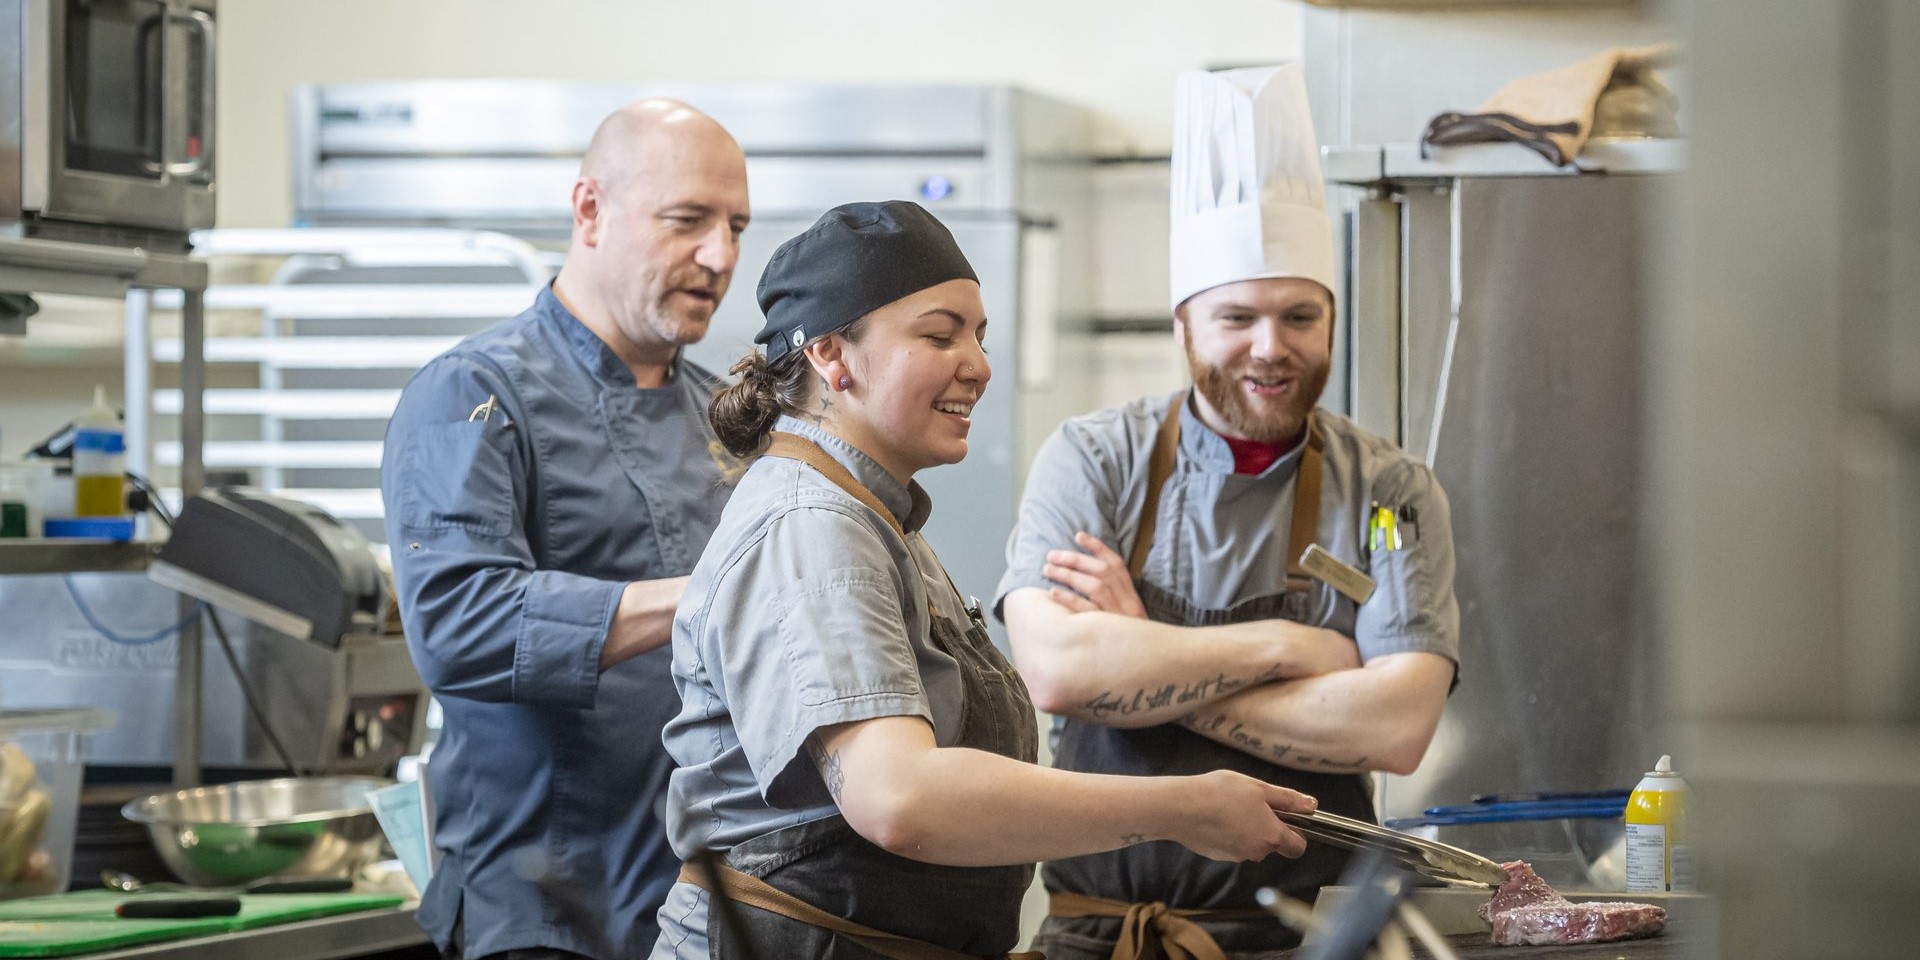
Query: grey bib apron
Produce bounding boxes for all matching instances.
[1037,394,1373,960]
[690,432,1042,960]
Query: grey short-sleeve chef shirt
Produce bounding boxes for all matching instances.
[994,393,1459,665]
[655,417,987,958]
[661,416,983,848]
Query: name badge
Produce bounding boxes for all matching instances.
[1299,543,1376,604]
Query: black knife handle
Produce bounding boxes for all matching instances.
[245,877,353,894]
[118,897,243,919]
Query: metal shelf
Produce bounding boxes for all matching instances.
[151,283,535,317]
[0,236,206,315]
[0,233,208,788]
[153,335,460,367]
[139,228,551,533]
[155,440,384,469]
[1323,138,1683,186]
[0,539,159,575]
[153,388,402,419]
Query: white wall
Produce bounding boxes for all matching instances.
[218,0,1304,228]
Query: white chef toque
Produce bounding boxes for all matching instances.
[1170,63,1336,312]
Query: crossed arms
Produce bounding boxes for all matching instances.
[1002,533,1453,777]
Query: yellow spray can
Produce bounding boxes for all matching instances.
[1624,754,1692,892]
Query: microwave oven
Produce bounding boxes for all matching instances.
[0,0,216,248]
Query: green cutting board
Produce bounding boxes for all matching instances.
[0,890,407,957]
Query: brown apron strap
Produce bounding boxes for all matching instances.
[1125,390,1187,579]
[1283,421,1324,592]
[1047,890,1271,960]
[1124,394,1325,591]
[766,431,906,539]
[764,430,949,624]
[680,863,1042,960]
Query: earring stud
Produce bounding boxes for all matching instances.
[837,375,851,390]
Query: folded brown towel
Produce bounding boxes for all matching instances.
[1422,43,1680,166]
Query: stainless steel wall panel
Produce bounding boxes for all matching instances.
[1397,185,1452,461]
[1388,174,1656,818]
[0,574,417,772]
[1346,192,1400,438]
[1300,5,1670,152]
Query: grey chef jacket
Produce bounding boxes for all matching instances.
[995,392,1459,692]
[382,285,738,960]
[651,417,989,960]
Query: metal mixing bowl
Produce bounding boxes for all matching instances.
[121,776,392,887]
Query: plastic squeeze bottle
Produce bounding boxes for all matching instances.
[72,386,125,518]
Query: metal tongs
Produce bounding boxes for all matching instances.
[1276,808,1509,887]
[1259,850,1471,960]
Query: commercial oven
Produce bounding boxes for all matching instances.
[0,0,217,246]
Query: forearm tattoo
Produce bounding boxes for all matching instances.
[1080,663,1287,720]
[1178,713,1369,771]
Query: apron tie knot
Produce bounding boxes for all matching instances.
[1050,890,1264,960]
[1116,900,1226,960]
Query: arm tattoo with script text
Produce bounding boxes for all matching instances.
[1179,713,1369,771]
[1081,662,1289,721]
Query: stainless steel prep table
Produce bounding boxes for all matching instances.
[74,905,431,960]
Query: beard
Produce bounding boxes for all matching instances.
[1184,338,1330,443]
[636,266,727,348]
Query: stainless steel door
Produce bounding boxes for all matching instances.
[1379,174,1659,816]
[58,0,169,182]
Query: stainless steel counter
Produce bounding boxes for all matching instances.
[81,906,430,960]
[1276,921,1695,960]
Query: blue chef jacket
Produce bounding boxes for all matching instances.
[381,285,739,959]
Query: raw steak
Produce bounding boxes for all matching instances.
[1477,860,1666,947]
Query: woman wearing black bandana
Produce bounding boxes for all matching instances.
[648,201,1320,960]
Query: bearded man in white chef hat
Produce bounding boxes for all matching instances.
[995,64,1462,959]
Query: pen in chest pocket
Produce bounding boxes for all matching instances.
[1367,504,1402,552]
[468,393,514,430]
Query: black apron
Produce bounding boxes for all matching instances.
[1035,394,1373,960]
[697,432,1043,960]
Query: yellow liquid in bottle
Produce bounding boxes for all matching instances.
[74,474,124,517]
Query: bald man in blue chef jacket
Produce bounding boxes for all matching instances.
[381,100,751,960]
